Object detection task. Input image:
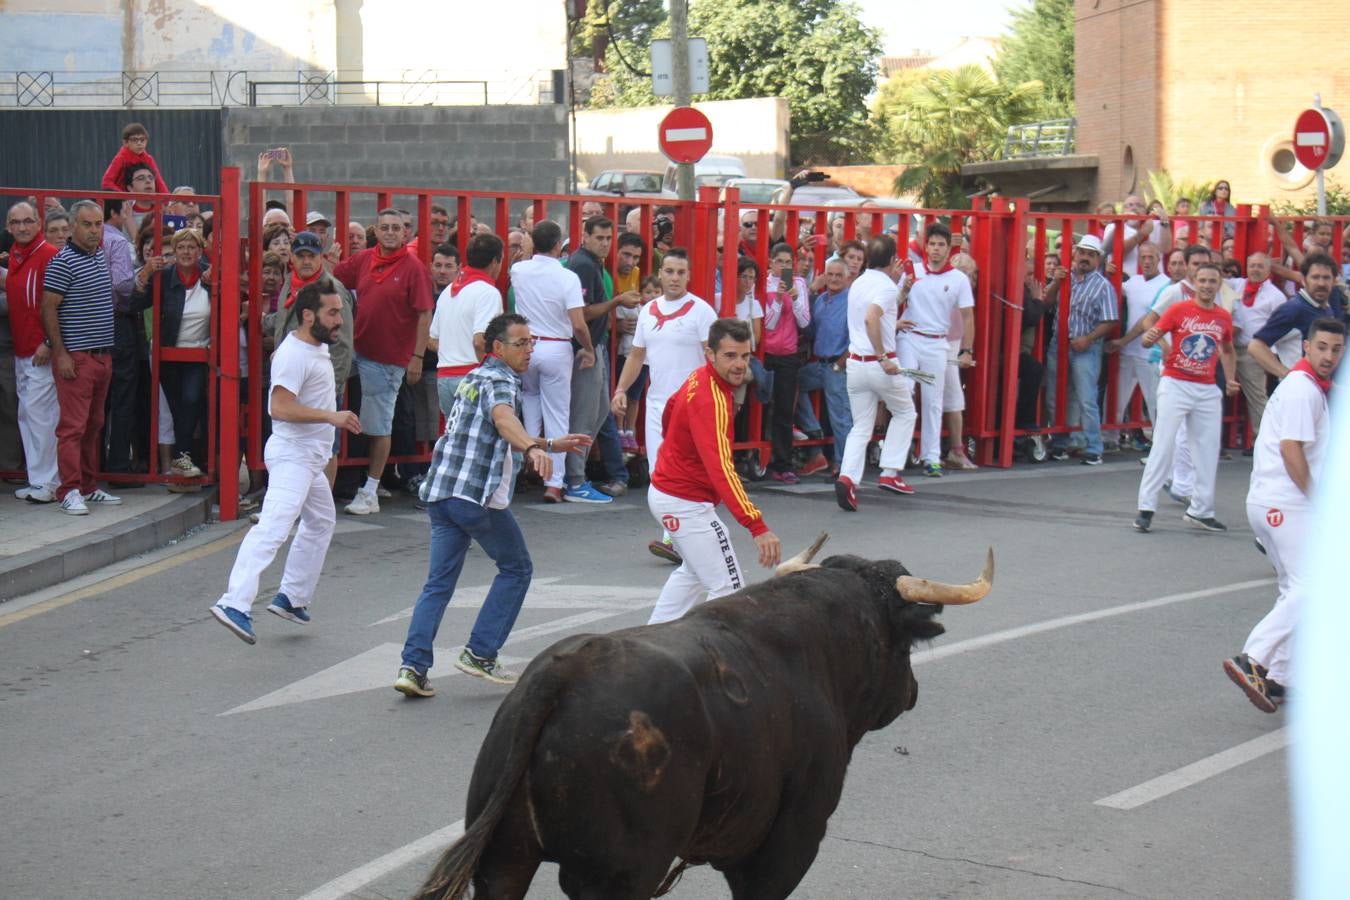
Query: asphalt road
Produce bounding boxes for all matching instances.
[0,453,1290,900]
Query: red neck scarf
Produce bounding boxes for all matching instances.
[368,245,408,284]
[649,297,695,330]
[1242,278,1263,307]
[1212,198,1228,216]
[451,266,495,298]
[285,268,323,307]
[7,236,48,271]
[177,265,201,290]
[1292,358,1332,394]
[923,257,954,276]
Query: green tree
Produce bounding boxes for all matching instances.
[587,0,882,153]
[1141,170,1215,213]
[1270,179,1350,216]
[993,0,1074,119]
[570,0,666,67]
[886,66,1043,207]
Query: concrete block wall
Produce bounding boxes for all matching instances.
[221,105,569,224]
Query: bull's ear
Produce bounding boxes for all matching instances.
[908,618,946,641]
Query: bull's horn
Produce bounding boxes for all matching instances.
[775,532,830,576]
[895,548,994,605]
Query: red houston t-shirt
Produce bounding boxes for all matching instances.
[1154,299,1233,384]
[334,246,435,367]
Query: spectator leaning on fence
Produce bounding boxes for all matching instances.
[5,201,61,503]
[40,200,122,516]
[333,208,435,516]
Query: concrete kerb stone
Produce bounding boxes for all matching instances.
[0,491,213,602]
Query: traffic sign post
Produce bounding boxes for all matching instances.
[659,106,714,166]
[1294,97,1345,215]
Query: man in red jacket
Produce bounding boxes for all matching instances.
[646,317,782,624]
[5,201,62,502]
[100,122,169,194]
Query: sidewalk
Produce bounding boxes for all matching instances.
[0,484,214,601]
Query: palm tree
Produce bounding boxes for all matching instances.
[1142,170,1215,213]
[887,65,1043,208]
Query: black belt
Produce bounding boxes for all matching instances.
[74,347,113,355]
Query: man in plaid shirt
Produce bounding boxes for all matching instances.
[395,313,592,697]
[1044,234,1119,465]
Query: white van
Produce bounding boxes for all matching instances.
[661,155,747,196]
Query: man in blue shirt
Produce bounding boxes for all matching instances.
[794,258,853,473]
[395,313,592,698]
[1247,252,1347,380]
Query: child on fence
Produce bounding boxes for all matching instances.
[101,122,169,195]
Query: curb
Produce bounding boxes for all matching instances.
[0,490,215,601]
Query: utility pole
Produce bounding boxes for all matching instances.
[671,0,694,201]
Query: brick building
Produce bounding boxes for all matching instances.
[1077,0,1350,207]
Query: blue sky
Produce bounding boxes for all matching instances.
[856,0,1025,56]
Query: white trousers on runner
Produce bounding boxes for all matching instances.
[1137,377,1221,518]
[644,392,670,473]
[897,332,949,464]
[1244,502,1310,686]
[1116,355,1160,426]
[647,485,744,625]
[217,439,336,613]
[840,359,916,484]
[521,339,574,488]
[14,354,59,490]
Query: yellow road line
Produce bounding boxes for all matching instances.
[0,529,246,629]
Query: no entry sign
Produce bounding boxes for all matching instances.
[659,106,714,165]
[1294,107,1345,170]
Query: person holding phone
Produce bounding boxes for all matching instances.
[760,242,811,483]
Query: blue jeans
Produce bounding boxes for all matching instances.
[400,497,533,673]
[1049,340,1105,455]
[797,359,851,461]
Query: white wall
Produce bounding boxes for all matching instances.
[574,97,790,182]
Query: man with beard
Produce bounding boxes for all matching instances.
[644,317,781,624]
[211,281,362,644]
[1247,253,1347,381]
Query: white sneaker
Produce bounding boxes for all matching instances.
[344,488,380,516]
[172,452,203,479]
[376,485,392,499]
[16,485,55,503]
[86,488,123,505]
[60,490,89,516]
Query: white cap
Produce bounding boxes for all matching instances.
[1074,234,1104,255]
[305,210,332,226]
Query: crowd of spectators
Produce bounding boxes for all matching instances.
[3,131,1349,521]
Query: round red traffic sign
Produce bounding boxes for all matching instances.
[659,106,714,165]
[1293,107,1345,170]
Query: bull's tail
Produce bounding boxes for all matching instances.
[412,667,566,900]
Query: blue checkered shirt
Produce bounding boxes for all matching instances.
[1067,270,1118,339]
[419,356,524,507]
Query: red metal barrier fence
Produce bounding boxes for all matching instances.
[6,170,1348,522]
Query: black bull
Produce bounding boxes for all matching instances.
[415,539,994,900]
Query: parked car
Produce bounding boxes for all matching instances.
[661,155,747,196]
[720,177,789,207]
[580,169,665,197]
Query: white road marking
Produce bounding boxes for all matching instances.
[293,819,465,900]
[331,521,384,536]
[297,574,1273,898]
[1094,729,1290,810]
[226,608,641,715]
[912,578,1274,666]
[527,501,646,515]
[369,580,654,625]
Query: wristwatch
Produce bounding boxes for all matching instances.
[959,348,973,357]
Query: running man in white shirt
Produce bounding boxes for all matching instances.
[835,235,919,510]
[612,248,718,562]
[1223,317,1344,712]
[211,281,362,644]
[897,222,974,477]
[428,233,505,418]
[510,221,595,502]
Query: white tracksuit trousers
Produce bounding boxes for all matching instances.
[521,339,574,488]
[839,359,917,484]
[15,354,59,490]
[1137,377,1221,519]
[646,486,744,625]
[897,332,949,464]
[1243,502,1309,686]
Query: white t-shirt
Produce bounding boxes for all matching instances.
[847,268,900,356]
[177,282,211,348]
[1230,279,1287,349]
[633,293,717,402]
[430,281,501,369]
[904,267,973,337]
[509,255,583,340]
[616,302,641,356]
[268,332,337,464]
[1102,219,1163,275]
[735,294,764,350]
[1121,273,1170,358]
[1247,369,1329,510]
